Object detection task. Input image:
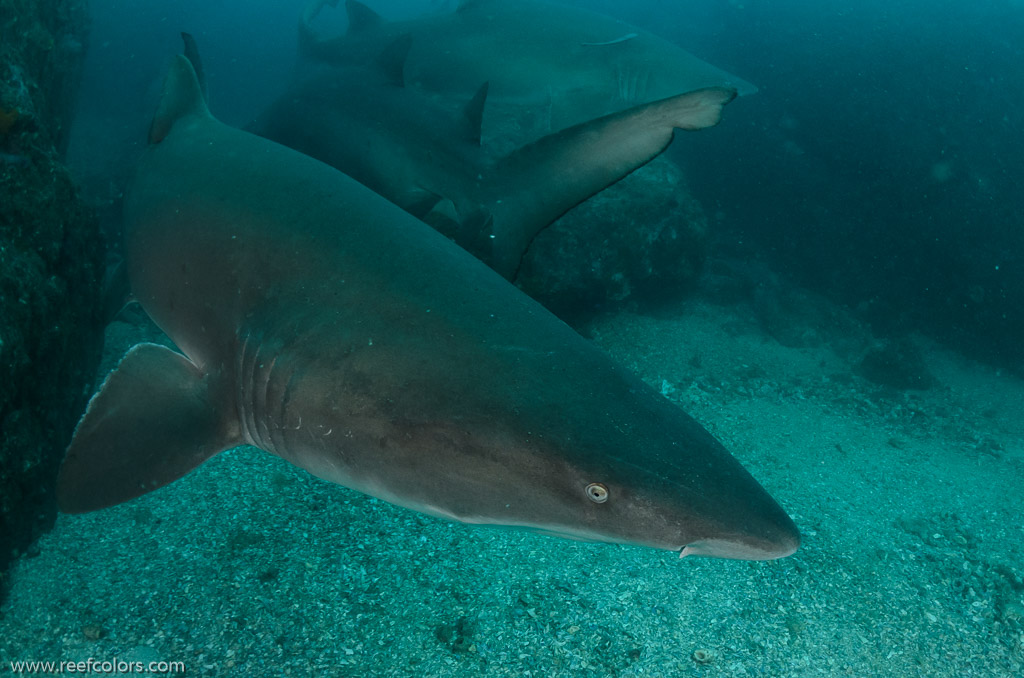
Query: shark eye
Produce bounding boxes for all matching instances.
[585,482,609,503]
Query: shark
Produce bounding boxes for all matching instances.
[254,35,736,279]
[56,53,799,561]
[299,0,757,136]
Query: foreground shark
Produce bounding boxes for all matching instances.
[300,0,756,136]
[255,35,736,279]
[57,54,799,560]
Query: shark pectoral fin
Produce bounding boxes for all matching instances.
[57,343,238,514]
[665,87,738,130]
[486,86,737,277]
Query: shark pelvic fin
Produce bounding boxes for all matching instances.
[149,54,210,144]
[346,0,384,34]
[56,343,239,514]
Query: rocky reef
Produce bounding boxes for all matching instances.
[0,0,102,592]
[516,158,710,321]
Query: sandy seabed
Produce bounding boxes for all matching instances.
[1,298,1021,677]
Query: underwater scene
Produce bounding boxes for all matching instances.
[0,0,1022,676]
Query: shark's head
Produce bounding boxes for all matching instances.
[491,426,798,561]
[522,442,802,561]
[345,381,800,562]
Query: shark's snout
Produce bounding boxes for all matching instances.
[680,525,800,560]
[677,500,801,560]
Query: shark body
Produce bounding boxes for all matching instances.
[57,56,799,561]
[255,38,735,279]
[300,0,757,136]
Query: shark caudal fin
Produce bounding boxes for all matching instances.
[148,54,211,144]
[57,344,240,514]
[484,87,737,279]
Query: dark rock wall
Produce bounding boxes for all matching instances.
[0,0,103,587]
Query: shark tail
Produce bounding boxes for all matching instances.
[148,54,210,144]
[484,87,737,279]
[57,344,241,514]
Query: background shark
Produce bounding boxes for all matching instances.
[254,35,735,279]
[57,54,798,561]
[299,0,756,140]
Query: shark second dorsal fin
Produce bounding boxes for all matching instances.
[376,33,413,87]
[347,0,383,34]
[462,82,489,146]
[148,54,210,144]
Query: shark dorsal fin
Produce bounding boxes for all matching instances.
[376,34,412,87]
[180,33,208,104]
[462,82,489,146]
[346,0,383,34]
[149,54,210,144]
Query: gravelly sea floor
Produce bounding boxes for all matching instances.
[1,297,1022,677]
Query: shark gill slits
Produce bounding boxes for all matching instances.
[585,483,609,503]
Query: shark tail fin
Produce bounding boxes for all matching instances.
[149,54,211,144]
[56,343,241,514]
[485,87,737,279]
[347,0,384,34]
[461,82,489,146]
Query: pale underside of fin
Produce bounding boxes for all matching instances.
[57,343,239,513]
